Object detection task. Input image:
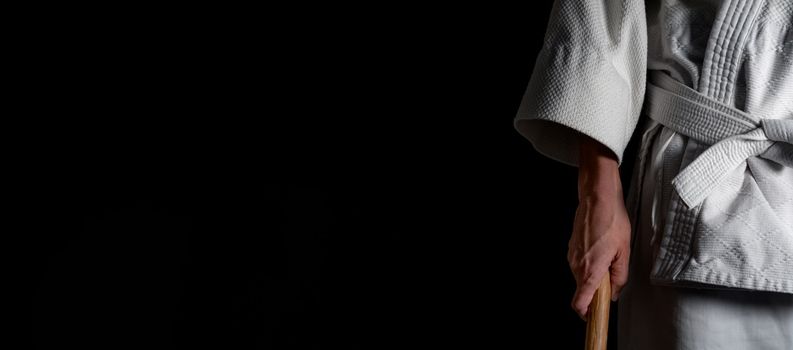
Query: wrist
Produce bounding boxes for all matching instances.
[578,188,623,204]
[578,136,623,201]
[578,165,622,196]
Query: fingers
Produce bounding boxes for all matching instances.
[610,248,630,301]
[571,264,609,320]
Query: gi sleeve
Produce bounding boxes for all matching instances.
[513,0,647,167]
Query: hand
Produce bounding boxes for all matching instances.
[569,135,631,320]
[568,194,631,320]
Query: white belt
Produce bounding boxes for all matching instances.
[644,71,793,208]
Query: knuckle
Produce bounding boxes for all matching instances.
[571,299,582,311]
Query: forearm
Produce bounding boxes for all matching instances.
[577,134,623,201]
[570,133,633,317]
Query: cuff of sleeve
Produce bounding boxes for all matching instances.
[513,45,635,168]
[514,118,614,168]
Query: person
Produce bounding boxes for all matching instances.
[513,0,793,348]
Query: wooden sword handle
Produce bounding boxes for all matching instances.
[585,274,611,350]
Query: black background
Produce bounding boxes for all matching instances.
[19,3,642,349]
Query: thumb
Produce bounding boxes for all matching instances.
[609,249,630,301]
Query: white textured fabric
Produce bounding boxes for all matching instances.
[644,71,793,208]
[514,0,793,294]
[513,0,647,167]
[618,124,793,349]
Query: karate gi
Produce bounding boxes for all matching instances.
[513,0,793,348]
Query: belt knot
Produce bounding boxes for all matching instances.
[644,71,793,208]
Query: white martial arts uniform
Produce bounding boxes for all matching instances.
[513,0,793,348]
